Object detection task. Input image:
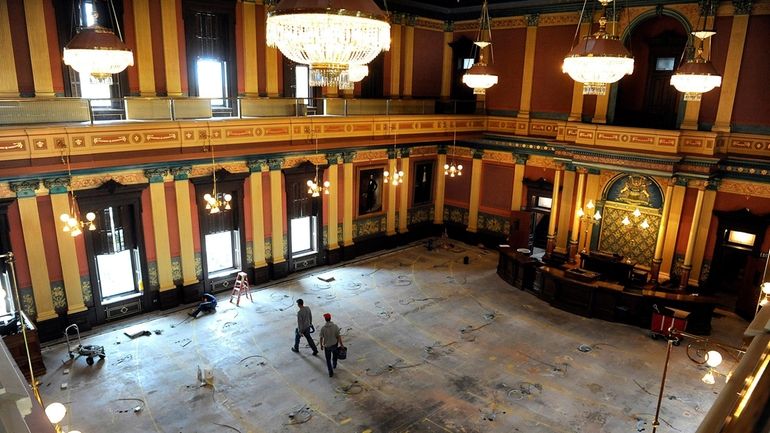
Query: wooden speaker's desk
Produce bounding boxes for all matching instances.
[2,312,46,382]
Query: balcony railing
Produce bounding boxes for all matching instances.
[0,97,478,127]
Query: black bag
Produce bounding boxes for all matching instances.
[337,345,347,360]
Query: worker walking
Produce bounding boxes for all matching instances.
[319,313,343,377]
[291,299,319,355]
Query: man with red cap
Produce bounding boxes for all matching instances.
[319,312,343,377]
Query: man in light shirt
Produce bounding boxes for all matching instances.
[291,299,319,355]
[319,313,343,377]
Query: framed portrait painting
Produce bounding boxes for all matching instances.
[358,168,384,216]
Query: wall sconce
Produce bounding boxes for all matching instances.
[621,207,650,230]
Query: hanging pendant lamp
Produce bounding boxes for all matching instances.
[670,1,721,101]
[462,0,498,95]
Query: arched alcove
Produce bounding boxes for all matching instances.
[595,174,664,266]
[612,14,689,130]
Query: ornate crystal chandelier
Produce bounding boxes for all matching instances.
[444,130,463,178]
[266,0,390,87]
[562,0,634,95]
[338,64,370,90]
[58,149,95,237]
[462,0,498,95]
[63,1,134,84]
[670,1,721,101]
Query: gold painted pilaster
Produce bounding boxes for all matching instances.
[133,0,156,96]
[660,181,687,277]
[440,29,453,100]
[402,23,415,98]
[467,156,483,233]
[242,2,259,96]
[16,193,56,320]
[0,1,19,97]
[327,162,339,249]
[265,46,280,97]
[689,188,716,286]
[510,159,526,211]
[248,170,267,267]
[23,0,55,96]
[713,12,750,133]
[594,93,609,124]
[568,21,591,121]
[434,153,446,224]
[568,169,587,260]
[49,193,86,314]
[173,175,198,285]
[555,169,575,253]
[148,180,174,291]
[389,22,403,98]
[342,160,354,246]
[161,0,183,96]
[269,168,285,262]
[398,155,410,233]
[679,185,706,289]
[581,172,600,252]
[518,16,539,119]
[386,157,398,236]
[545,168,562,257]
[650,179,675,283]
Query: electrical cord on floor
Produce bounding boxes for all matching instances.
[113,397,145,413]
[398,297,443,305]
[285,405,312,425]
[335,380,365,395]
[212,422,243,433]
[365,358,426,376]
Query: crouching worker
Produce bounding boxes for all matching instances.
[189,292,217,318]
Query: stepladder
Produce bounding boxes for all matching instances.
[229,272,253,306]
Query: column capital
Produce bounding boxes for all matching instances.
[444,20,454,32]
[564,163,577,172]
[472,148,484,159]
[514,153,529,165]
[325,153,342,165]
[575,166,589,175]
[144,168,168,183]
[342,151,356,163]
[10,180,40,197]
[732,0,752,14]
[674,176,690,187]
[43,177,71,194]
[247,159,268,173]
[706,178,720,191]
[170,166,192,180]
[405,14,417,26]
[267,158,284,171]
[399,148,411,158]
[437,144,448,155]
[526,13,539,27]
[387,148,398,159]
[391,12,405,25]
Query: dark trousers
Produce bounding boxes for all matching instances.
[324,346,338,375]
[191,301,216,317]
[294,328,318,353]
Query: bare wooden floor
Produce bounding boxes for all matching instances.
[38,240,746,433]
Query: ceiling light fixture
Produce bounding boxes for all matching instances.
[383,123,404,186]
[670,0,721,101]
[202,129,231,214]
[63,0,134,84]
[58,147,96,237]
[266,0,390,87]
[444,128,463,178]
[462,0,498,95]
[307,123,331,197]
[563,0,634,95]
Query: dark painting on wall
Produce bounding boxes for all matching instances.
[358,168,384,216]
[413,161,434,205]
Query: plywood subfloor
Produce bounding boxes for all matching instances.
[38,241,746,433]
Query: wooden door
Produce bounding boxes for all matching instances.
[509,210,533,250]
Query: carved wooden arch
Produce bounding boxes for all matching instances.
[620,5,696,42]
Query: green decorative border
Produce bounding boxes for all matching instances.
[171,256,182,286]
[51,281,67,313]
[408,205,434,225]
[147,261,159,291]
[81,277,93,307]
[477,212,510,236]
[444,205,469,226]
[354,214,387,239]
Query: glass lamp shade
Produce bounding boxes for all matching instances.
[63,26,134,83]
[266,0,390,87]
[670,58,722,101]
[705,350,723,368]
[462,62,498,95]
[563,34,634,95]
[45,402,66,424]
